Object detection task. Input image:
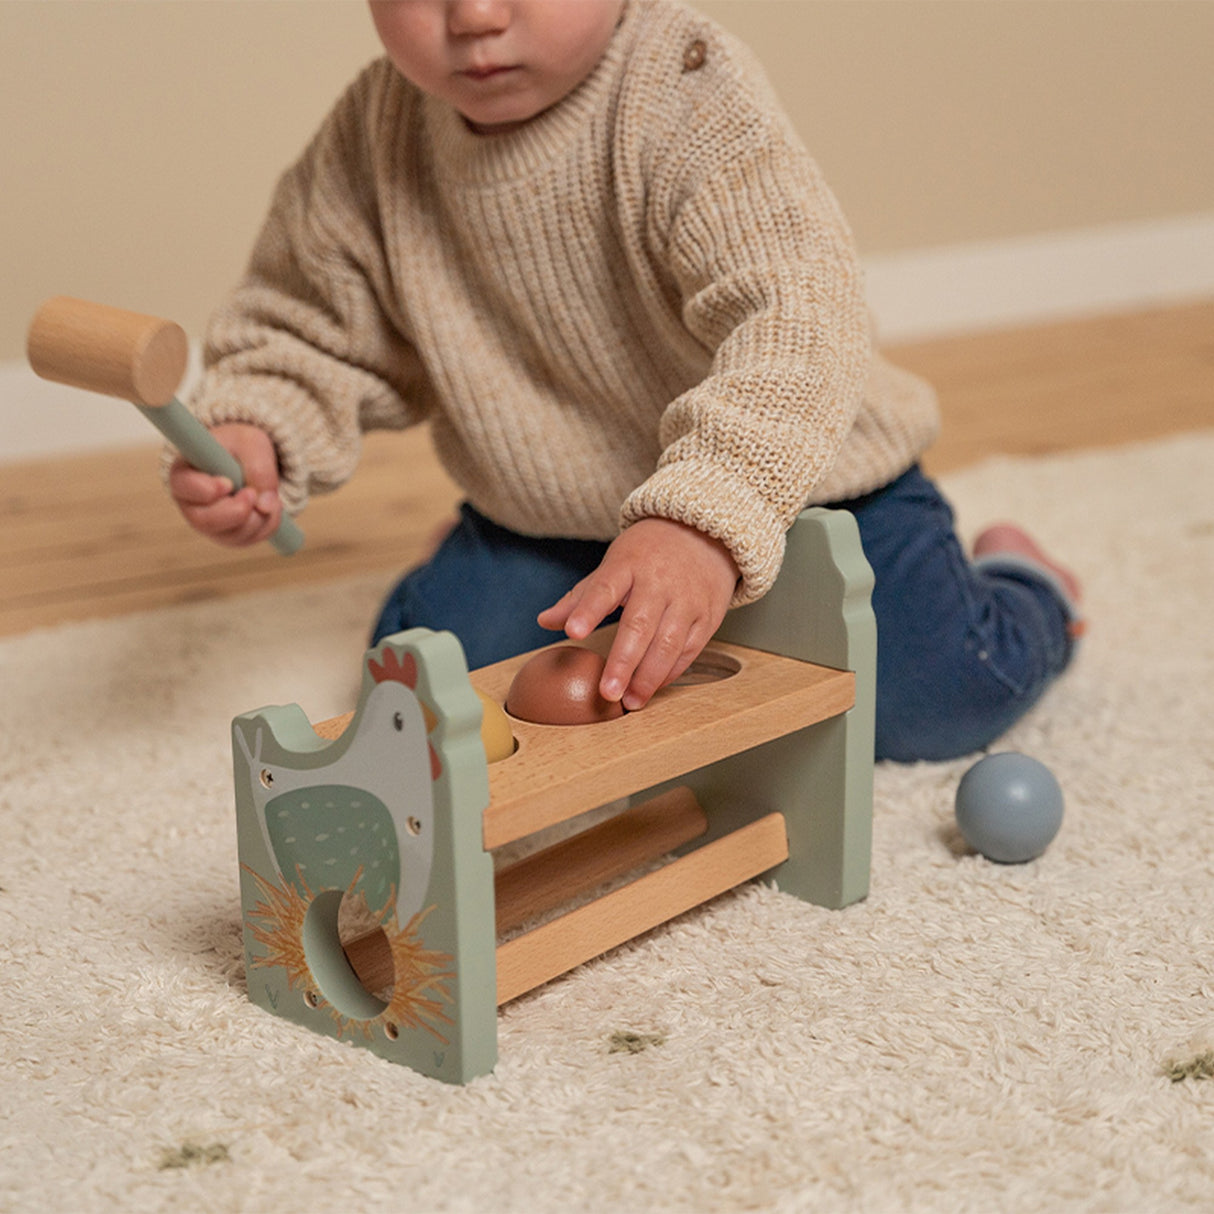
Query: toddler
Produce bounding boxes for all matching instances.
[170,0,1081,761]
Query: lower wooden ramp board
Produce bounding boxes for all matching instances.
[495,812,790,1005]
[493,786,708,935]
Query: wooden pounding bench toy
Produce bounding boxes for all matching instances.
[232,509,877,1084]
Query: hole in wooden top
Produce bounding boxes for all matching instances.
[669,648,741,687]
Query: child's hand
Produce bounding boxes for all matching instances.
[168,423,285,547]
[538,518,739,711]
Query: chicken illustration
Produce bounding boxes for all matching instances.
[230,645,437,927]
[234,644,439,932]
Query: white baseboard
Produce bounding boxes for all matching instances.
[864,210,1214,343]
[4,211,1212,464]
[2,344,204,466]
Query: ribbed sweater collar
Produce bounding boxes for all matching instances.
[421,0,640,186]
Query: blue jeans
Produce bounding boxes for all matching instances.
[371,468,1076,762]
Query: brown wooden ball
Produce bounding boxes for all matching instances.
[505,645,625,726]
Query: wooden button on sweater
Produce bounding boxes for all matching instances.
[683,38,707,71]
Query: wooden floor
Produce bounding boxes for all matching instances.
[2,299,1211,638]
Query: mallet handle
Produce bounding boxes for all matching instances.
[27,297,303,556]
[137,399,304,556]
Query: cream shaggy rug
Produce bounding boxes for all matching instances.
[3,432,1212,1213]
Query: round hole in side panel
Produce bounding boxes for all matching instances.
[302,888,391,1021]
[670,648,741,687]
[338,884,396,1004]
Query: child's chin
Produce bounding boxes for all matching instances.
[464,114,535,136]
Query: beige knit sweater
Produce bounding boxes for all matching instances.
[191,0,938,604]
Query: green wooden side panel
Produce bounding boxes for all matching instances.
[668,507,876,908]
[232,628,497,1083]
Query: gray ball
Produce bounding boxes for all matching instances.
[954,752,1064,863]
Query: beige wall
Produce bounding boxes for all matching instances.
[4,0,1212,361]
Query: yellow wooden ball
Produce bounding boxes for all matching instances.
[475,688,515,763]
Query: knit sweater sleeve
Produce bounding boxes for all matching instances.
[618,30,872,604]
[188,61,427,514]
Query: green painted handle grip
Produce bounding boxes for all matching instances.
[138,399,305,556]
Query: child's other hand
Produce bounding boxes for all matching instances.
[538,518,739,711]
[168,423,285,547]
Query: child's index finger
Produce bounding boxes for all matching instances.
[544,573,628,641]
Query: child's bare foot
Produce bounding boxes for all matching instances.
[973,523,1085,638]
[973,523,1081,603]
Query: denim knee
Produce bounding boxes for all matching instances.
[838,467,1075,762]
[873,584,1073,761]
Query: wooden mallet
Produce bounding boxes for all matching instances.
[26,296,304,556]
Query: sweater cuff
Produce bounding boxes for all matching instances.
[620,460,787,607]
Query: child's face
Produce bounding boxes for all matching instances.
[369,0,625,133]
